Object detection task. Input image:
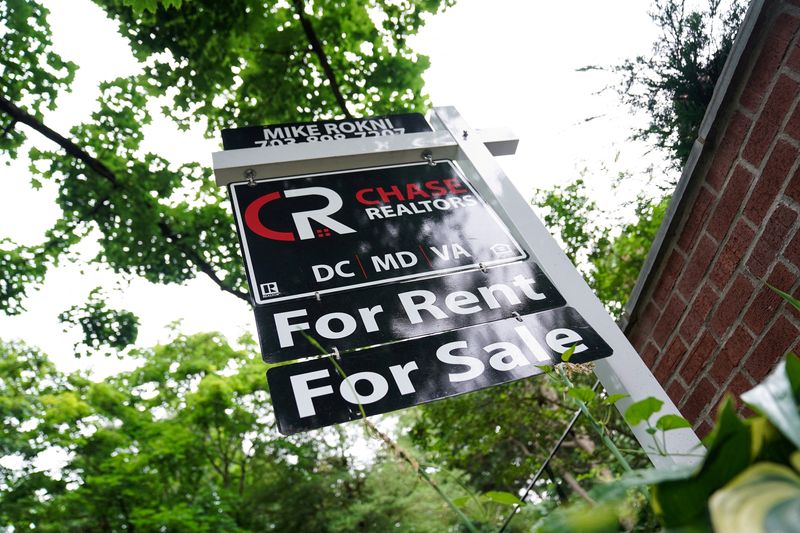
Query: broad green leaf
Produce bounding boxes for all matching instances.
[452,496,470,508]
[568,386,596,403]
[709,463,800,533]
[786,353,800,399]
[742,356,800,449]
[602,393,629,406]
[656,414,692,431]
[481,491,524,506]
[652,400,751,529]
[767,283,800,313]
[624,397,664,426]
[561,344,577,362]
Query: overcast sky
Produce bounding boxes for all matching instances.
[0,0,665,377]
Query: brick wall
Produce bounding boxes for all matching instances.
[627,1,800,436]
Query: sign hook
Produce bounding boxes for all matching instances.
[421,150,436,166]
[245,168,256,187]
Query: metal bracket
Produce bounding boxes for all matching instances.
[245,168,256,187]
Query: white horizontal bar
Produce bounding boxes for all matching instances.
[212,128,518,186]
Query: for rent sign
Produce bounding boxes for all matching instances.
[267,306,612,435]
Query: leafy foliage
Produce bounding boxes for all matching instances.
[613,0,745,167]
[533,179,669,316]
[58,288,140,356]
[0,0,77,159]
[95,0,452,133]
[0,334,468,531]
[1,0,453,316]
[540,352,800,532]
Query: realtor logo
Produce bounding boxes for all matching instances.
[260,282,279,297]
[244,187,356,242]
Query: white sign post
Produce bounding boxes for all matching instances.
[212,107,703,468]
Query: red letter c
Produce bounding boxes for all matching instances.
[244,192,296,241]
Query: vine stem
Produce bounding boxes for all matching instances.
[302,334,480,533]
[557,366,632,473]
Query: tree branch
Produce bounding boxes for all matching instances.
[292,0,353,118]
[0,93,250,304]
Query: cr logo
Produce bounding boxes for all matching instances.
[244,187,356,241]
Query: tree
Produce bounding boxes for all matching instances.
[533,0,746,317]
[0,0,453,317]
[612,0,745,167]
[0,333,466,531]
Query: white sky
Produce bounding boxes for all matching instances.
[0,0,666,377]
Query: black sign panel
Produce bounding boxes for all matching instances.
[267,306,613,435]
[221,113,432,150]
[229,161,526,305]
[255,261,564,363]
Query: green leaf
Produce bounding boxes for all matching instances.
[709,463,800,533]
[602,393,629,406]
[481,491,523,506]
[561,344,577,362]
[656,414,692,431]
[742,355,800,449]
[786,353,800,399]
[767,283,800,313]
[624,397,664,426]
[653,399,752,528]
[568,386,596,404]
[452,496,470,508]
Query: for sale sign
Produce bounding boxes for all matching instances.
[267,306,613,435]
[229,161,526,305]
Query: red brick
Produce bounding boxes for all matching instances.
[681,377,717,423]
[631,302,661,351]
[666,379,687,407]
[740,14,800,111]
[710,220,756,289]
[640,341,659,368]
[680,283,719,345]
[746,204,798,277]
[743,76,800,167]
[681,331,718,385]
[655,336,688,383]
[707,112,752,190]
[728,371,756,398]
[677,234,718,299]
[710,275,755,337]
[710,326,754,383]
[787,230,800,269]
[788,43,800,73]
[788,167,800,203]
[785,103,800,141]
[707,165,754,241]
[696,419,713,438]
[744,141,798,223]
[744,141,797,222]
[653,295,686,348]
[677,187,716,252]
[745,316,800,380]
[744,262,797,334]
[652,250,685,307]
